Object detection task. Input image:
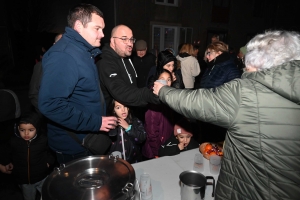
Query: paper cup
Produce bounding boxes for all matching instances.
[155,79,167,85]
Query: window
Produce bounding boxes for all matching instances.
[152,25,193,55]
[155,0,178,7]
[179,27,193,45]
[152,25,178,54]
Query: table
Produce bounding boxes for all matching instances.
[132,148,219,200]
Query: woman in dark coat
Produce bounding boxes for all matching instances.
[147,50,184,89]
[200,41,241,143]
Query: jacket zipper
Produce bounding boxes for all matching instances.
[209,65,215,75]
[27,141,30,184]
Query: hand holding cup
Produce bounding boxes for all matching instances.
[153,80,166,95]
[100,116,118,132]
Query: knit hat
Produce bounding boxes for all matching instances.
[18,111,41,131]
[174,118,193,137]
[240,46,247,55]
[135,40,147,50]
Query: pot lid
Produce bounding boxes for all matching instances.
[42,155,135,200]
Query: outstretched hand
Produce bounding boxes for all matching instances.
[100,116,118,132]
[153,81,165,96]
[0,163,13,174]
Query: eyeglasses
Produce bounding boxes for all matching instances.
[112,37,136,44]
[206,51,214,56]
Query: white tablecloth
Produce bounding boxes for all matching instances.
[132,148,218,200]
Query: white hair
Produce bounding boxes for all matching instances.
[245,30,300,70]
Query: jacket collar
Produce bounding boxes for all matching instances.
[207,52,231,68]
[64,27,102,58]
[101,44,122,59]
[242,60,300,105]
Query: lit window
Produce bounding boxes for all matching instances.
[152,25,193,54]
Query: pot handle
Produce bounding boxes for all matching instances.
[206,176,215,197]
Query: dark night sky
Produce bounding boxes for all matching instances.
[6,0,114,44]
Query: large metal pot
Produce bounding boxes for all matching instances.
[42,155,137,200]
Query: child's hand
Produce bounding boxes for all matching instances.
[47,163,49,168]
[118,118,129,130]
[6,163,13,171]
[0,164,8,174]
[0,163,13,174]
[178,142,185,150]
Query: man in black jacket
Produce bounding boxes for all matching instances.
[131,40,156,88]
[28,33,62,115]
[96,25,160,113]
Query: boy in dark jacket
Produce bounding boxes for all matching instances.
[8,111,55,200]
[158,118,199,157]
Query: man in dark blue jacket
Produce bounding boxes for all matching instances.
[38,4,117,164]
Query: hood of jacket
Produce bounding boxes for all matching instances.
[101,44,121,60]
[206,52,231,68]
[242,60,300,104]
[100,44,138,83]
[14,130,38,142]
[176,53,192,61]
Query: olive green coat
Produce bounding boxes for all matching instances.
[159,60,300,200]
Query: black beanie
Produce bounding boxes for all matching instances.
[157,50,176,70]
[18,111,41,130]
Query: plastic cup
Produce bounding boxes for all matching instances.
[155,79,167,85]
[139,173,152,200]
[193,153,204,172]
[209,155,221,175]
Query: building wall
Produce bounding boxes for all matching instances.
[114,0,299,56]
[1,0,298,85]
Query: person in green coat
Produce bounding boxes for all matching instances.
[153,30,300,200]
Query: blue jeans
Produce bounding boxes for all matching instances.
[56,150,91,164]
[20,176,47,200]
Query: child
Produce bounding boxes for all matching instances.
[107,100,146,164]
[8,111,55,200]
[142,69,174,159]
[147,50,184,89]
[158,118,199,157]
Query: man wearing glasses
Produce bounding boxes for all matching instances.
[97,25,160,112]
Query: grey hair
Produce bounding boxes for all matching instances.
[245,30,300,70]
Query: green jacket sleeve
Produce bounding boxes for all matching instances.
[159,80,241,129]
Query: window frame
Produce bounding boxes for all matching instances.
[152,25,180,55]
[151,25,193,55]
